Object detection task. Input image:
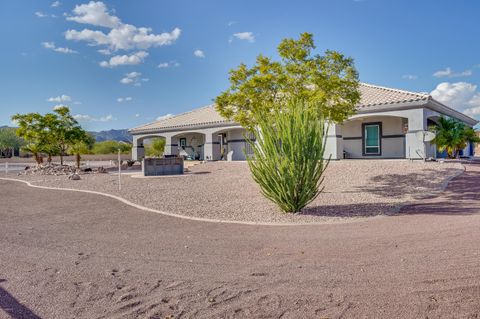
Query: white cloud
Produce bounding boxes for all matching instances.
[66,1,120,28]
[73,113,114,122]
[36,11,57,18]
[97,48,111,55]
[119,71,147,86]
[227,21,237,27]
[64,2,181,52]
[42,42,77,54]
[117,97,133,102]
[402,74,418,80]
[99,51,148,67]
[135,113,140,117]
[158,61,179,68]
[35,11,48,18]
[233,32,255,42]
[51,1,61,7]
[156,114,173,121]
[194,49,205,58]
[47,94,72,103]
[433,67,472,78]
[430,82,480,117]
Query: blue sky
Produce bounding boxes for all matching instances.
[2,0,480,130]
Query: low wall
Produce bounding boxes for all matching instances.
[142,157,184,176]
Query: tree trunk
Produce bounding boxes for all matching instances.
[76,153,81,169]
[47,154,52,163]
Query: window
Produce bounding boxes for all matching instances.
[363,123,381,155]
[179,138,187,149]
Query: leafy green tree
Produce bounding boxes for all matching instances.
[11,112,47,164]
[92,140,131,154]
[215,32,360,130]
[0,127,25,158]
[430,117,480,158]
[21,143,44,164]
[12,106,89,165]
[69,133,95,169]
[247,99,329,213]
[46,106,86,165]
[145,138,165,157]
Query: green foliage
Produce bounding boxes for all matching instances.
[215,32,360,130]
[0,127,25,157]
[145,138,165,157]
[12,106,89,165]
[430,117,480,158]
[246,99,329,213]
[69,134,95,168]
[92,140,131,154]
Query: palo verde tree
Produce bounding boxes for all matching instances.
[215,33,360,213]
[430,117,480,158]
[215,32,361,130]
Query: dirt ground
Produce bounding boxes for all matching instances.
[1,163,480,318]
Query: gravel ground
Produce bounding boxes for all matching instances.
[13,160,463,224]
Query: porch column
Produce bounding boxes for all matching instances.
[204,133,220,161]
[324,123,343,160]
[164,135,179,156]
[131,136,144,161]
[405,109,426,159]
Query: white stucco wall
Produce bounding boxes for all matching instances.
[226,129,248,161]
[342,116,406,158]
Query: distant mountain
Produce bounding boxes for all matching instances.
[89,129,132,143]
[1,125,132,143]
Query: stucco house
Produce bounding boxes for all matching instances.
[129,83,478,161]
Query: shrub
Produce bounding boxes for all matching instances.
[145,138,165,157]
[92,140,131,154]
[246,99,329,213]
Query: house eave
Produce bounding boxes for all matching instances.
[426,99,478,126]
[129,121,239,135]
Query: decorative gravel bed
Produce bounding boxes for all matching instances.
[12,160,463,224]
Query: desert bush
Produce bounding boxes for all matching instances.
[92,140,131,154]
[246,99,329,213]
[145,138,165,157]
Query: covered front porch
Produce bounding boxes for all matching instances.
[131,125,253,161]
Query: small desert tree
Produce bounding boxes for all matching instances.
[12,112,48,164]
[0,127,24,158]
[12,106,89,165]
[247,99,329,213]
[216,32,360,130]
[145,138,166,157]
[69,133,95,169]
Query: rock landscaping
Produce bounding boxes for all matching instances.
[17,163,108,177]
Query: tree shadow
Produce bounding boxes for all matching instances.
[0,279,42,319]
[357,168,464,200]
[300,202,396,217]
[302,162,480,218]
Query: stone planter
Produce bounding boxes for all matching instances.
[142,157,184,176]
